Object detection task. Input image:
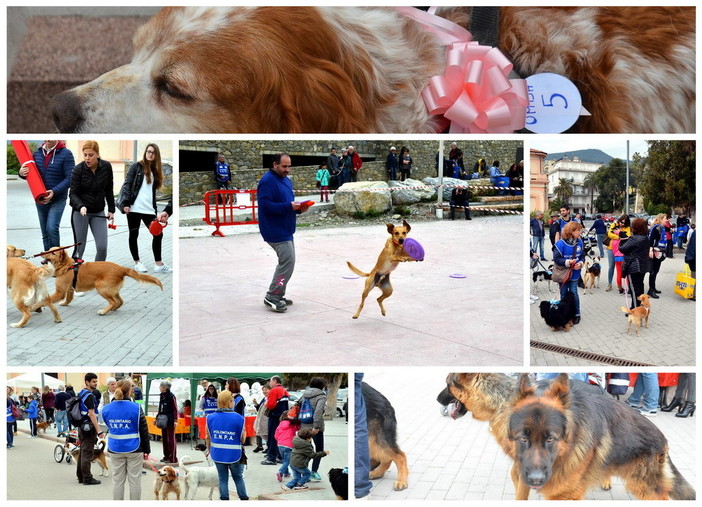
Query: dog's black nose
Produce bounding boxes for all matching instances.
[51,91,84,133]
[526,469,547,488]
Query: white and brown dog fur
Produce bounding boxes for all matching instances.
[68,438,109,477]
[51,6,694,134]
[154,465,181,500]
[179,452,219,500]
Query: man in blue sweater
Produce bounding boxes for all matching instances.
[258,153,311,312]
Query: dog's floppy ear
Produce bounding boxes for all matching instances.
[386,223,396,235]
[402,219,411,232]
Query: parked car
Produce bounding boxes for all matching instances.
[336,388,348,418]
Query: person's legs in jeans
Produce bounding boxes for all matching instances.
[641,373,659,412]
[56,409,67,435]
[266,417,280,463]
[229,463,248,500]
[286,466,302,489]
[628,375,644,407]
[354,373,372,499]
[295,466,312,486]
[215,461,231,500]
[606,249,615,285]
[7,422,14,447]
[37,199,67,250]
[596,234,605,257]
[266,241,295,301]
[278,446,292,476]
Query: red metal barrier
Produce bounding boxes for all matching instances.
[203,189,258,237]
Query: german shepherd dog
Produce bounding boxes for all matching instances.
[347,220,420,319]
[362,382,409,491]
[437,373,695,500]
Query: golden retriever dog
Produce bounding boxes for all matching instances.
[50,7,694,134]
[68,438,109,477]
[7,254,63,328]
[7,245,26,258]
[42,247,163,315]
[347,220,420,319]
[620,294,652,336]
[154,465,181,500]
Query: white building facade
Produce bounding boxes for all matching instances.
[546,156,603,215]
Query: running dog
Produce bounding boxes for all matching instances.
[50,7,694,134]
[507,373,695,500]
[363,382,409,491]
[347,220,419,319]
[620,294,652,336]
[179,454,219,500]
[68,438,109,477]
[154,465,181,500]
[582,258,602,294]
[41,247,163,315]
[7,248,63,328]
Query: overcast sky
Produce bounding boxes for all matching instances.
[532,137,651,160]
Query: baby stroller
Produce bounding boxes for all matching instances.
[54,429,80,464]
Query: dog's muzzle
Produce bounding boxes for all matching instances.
[51,91,85,133]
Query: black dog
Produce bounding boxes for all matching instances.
[328,468,349,500]
[539,291,577,331]
[362,382,409,491]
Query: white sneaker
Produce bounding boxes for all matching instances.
[154,264,173,273]
[73,292,85,297]
[134,262,148,273]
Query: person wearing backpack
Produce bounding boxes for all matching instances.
[76,373,106,485]
[299,377,328,482]
[7,386,18,449]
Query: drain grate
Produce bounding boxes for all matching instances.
[531,341,655,367]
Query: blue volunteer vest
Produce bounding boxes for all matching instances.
[7,403,15,423]
[207,410,244,464]
[555,239,583,280]
[203,396,218,414]
[79,389,98,416]
[102,400,141,453]
[216,162,230,182]
[650,224,667,249]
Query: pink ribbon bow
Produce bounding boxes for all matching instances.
[397,7,528,133]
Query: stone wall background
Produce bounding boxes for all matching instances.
[179,140,522,205]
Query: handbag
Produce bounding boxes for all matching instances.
[552,246,576,284]
[155,413,169,429]
[602,236,611,247]
[10,401,21,420]
[674,265,695,299]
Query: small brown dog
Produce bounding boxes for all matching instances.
[582,258,601,295]
[347,220,420,319]
[620,294,652,336]
[7,245,63,328]
[154,465,181,500]
[68,438,109,476]
[36,421,51,433]
[42,247,163,315]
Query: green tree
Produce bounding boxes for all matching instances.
[549,197,567,214]
[637,141,695,217]
[583,173,598,213]
[553,178,574,203]
[591,158,630,213]
[282,373,348,419]
[7,142,40,175]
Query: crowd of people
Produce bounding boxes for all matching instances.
[531,205,697,321]
[17,141,172,274]
[8,374,340,500]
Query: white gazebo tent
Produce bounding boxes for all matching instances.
[8,373,63,394]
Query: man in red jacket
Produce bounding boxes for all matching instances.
[347,146,363,182]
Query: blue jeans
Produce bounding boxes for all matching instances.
[354,373,372,499]
[606,249,615,284]
[596,234,605,257]
[628,373,659,412]
[286,465,311,488]
[214,461,248,500]
[55,409,68,435]
[278,446,292,475]
[531,235,545,259]
[536,373,589,382]
[36,199,67,251]
[7,422,14,447]
[560,279,580,316]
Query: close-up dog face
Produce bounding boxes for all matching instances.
[7,245,25,258]
[159,466,178,481]
[509,374,569,491]
[387,220,411,245]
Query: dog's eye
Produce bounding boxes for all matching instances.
[154,76,193,102]
[519,436,528,443]
[545,436,555,443]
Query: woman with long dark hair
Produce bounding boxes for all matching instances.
[122,143,171,273]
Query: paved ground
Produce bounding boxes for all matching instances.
[179,200,524,367]
[7,417,348,500]
[530,246,696,367]
[363,371,696,501]
[6,178,173,366]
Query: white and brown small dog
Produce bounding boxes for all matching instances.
[68,438,109,477]
[154,465,181,500]
[50,6,694,134]
[179,454,219,500]
[620,294,652,336]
